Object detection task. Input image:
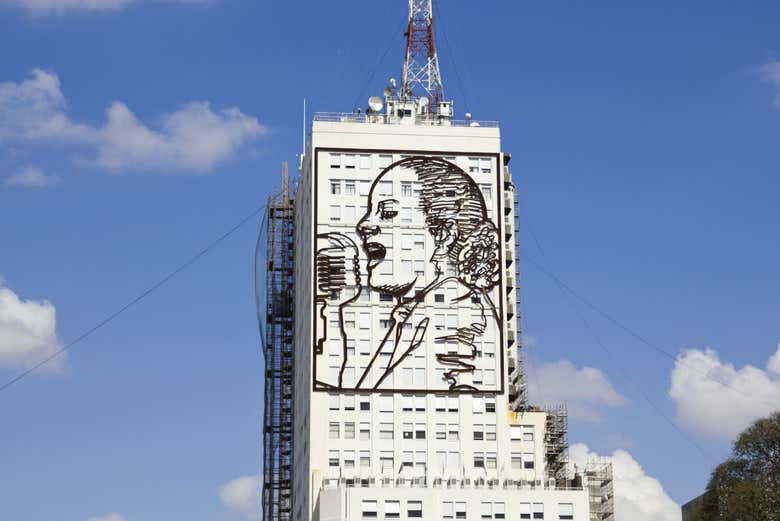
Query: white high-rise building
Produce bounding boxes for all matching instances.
[260,3,615,521]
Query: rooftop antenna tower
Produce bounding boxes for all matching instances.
[400,0,445,110]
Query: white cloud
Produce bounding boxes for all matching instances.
[0,281,66,371]
[760,61,780,107]
[527,359,627,422]
[0,69,265,173]
[4,165,58,187]
[219,474,261,520]
[570,444,680,521]
[87,514,127,521]
[668,345,780,440]
[0,0,208,15]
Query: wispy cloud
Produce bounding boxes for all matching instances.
[0,0,209,15]
[668,343,780,439]
[0,69,265,173]
[4,165,58,187]
[0,280,66,371]
[86,514,127,521]
[219,475,261,520]
[570,444,680,521]
[527,358,627,422]
[759,61,780,107]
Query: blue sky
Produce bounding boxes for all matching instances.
[1,1,779,520]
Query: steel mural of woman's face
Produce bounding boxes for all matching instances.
[314,155,504,393]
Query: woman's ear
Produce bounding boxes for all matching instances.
[457,221,500,290]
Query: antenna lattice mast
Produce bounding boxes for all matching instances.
[401,0,444,110]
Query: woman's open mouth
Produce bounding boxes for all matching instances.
[364,242,386,270]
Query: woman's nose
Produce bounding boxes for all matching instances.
[357,219,380,237]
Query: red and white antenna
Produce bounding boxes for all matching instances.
[400,0,445,110]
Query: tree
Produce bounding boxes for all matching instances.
[694,411,780,521]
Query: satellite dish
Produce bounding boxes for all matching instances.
[389,78,397,88]
[465,112,472,120]
[383,87,393,98]
[368,96,383,112]
[419,97,429,107]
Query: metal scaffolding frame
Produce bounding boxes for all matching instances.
[584,459,615,521]
[544,405,569,484]
[261,164,296,521]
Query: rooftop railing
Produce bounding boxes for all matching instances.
[312,112,499,128]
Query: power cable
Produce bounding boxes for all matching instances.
[432,0,472,114]
[521,213,716,463]
[350,14,408,111]
[0,204,266,395]
[518,223,779,412]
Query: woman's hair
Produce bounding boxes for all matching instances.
[401,157,501,291]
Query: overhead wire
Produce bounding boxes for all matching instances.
[521,212,716,463]
[0,204,266,396]
[432,0,472,114]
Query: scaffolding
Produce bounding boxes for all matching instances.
[544,405,569,484]
[584,459,615,521]
[261,163,295,521]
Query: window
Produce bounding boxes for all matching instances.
[434,314,445,331]
[447,424,459,441]
[473,424,484,441]
[380,451,394,471]
[480,184,492,201]
[378,154,392,167]
[344,422,355,439]
[455,502,466,519]
[379,422,393,439]
[414,368,425,387]
[533,503,544,520]
[343,154,356,169]
[359,154,370,169]
[344,205,356,222]
[494,503,505,520]
[328,422,339,439]
[413,234,424,249]
[330,205,341,222]
[380,293,393,302]
[435,423,446,440]
[378,181,393,196]
[328,339,340,356]
[401,395,414,412]
[329,394,339,410]
[474,454,485,468]
[401,451,413,468]
[473,396,484,414]
[330,180,341,194]
[415,423,426,439]
[360,450,371,468]
[484,342,495,358]
[403,422,413,439]
[359,398,370,411]
[407,500,422,518]
[328,449,339,467]
[485,370,496,386]
[443,501,454,520]
[558,503,573,521]
[480,502,492,520]
[385,500,400,519]
[359,180,371,196]
[401,260,413,278]
[468,157,479,173]
[485,397,496,413]
[414,260,425,277]
[434,293,445,303]
[473,369,483,385]
[511,453,523,469]
[520,503,531,520]
[486,452,497,469]
[523,425,534,441]
[360,422,370,440]
[447,451,460,470]
[435,395,446,412]
[446,314,458,330]
[344,180,355,195]
[510,425,523,440]
[329,153,341,168]
[359,312,370,329]
[486,424,496,441]
[379,260,393,276]
[401,181,412,197]
[480,157,492,173]
[379,394,393,412]
[361,500,377,519]
[344,450,355,468]
[524,452,535,469]
[401,207,412,223]
[359,339,371,355]
[447,396,459,412]
[401,234,412,250]
[436,451,446,472]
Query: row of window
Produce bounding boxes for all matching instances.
[362,500,573,520]
[328,200,493,224]
[327,450,536,473]
[322,364,498,388]
[327,421,533,443]
[325,338,497,359]
[329,311,497,334]
[327,394,498,413]
[329,177,494,201]
[327,153,494,175]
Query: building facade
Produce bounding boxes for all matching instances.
[274,98,606,521]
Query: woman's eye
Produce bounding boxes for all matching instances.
[380,209,398,220]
